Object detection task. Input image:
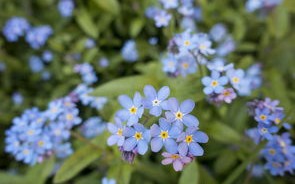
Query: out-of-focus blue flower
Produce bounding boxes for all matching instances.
[154,10,172,28]
[177,127,208,156]
[145,6,161,19]
[41,71,51,81]
[161,54,178,74]
[143,85,170,117]
[0,62,6,72]
[123,123,151,155]
[2,17,30,42]
[246,128,261,144]
[202,71,228,95]
[80,117,106,138]
[178,6,194,16]
[12,92,23,105]
[29,56,44,73]
[207,58,233,72]
[148,37,159,45]
[165,98,199,128]
[42,50,53,63]
[210,23,227,42]
[193,7,202,21]
[102,177,116,184]
[54,143,73,159]
[177,54,197,77]
[26,26,53,49]
[107,118,125,146]
[85,38,95,49]
[58,0,74,17]
[180,17,196,31]
[150,118,181,153]
[117,92,144,126]
[226,69,245,91]
[246,0,263,12]
[121,40,138,62]
[216,36,236,56]
[194,33,215,56]
[74,63,98,85]
[160,0,179,9]
[99,57,109,68]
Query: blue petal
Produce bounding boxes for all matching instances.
[116,109,130,121]
[178,142,188,156]
[144,85,157,99]
[193,131,209,143]
[165,111,175,122]
[123,137,137,151]
[189,142,204,156]
[211,71,220,79]
[118,95,133,109]
[142,98,153,109]
[169,125,182,138]
[164,139,178,154]
[107,123,118,134]
[123,127,135,137]
[160,100,169,110]
[201,76,211,86]
[180,99,195,114]
[137,107,144,118]
[157,86,170,101]
[219,76,228,85]
[107,135,119,146]
[150,124,161,137]
[150,106,162,117]
[214,85,224,94]
[143,129,151,141]
[118,136,125,146]
[159,118,170,131]
[183,114,199,127]
[151,137,163,152]
[134,123,145,132]
[133,92,142,107]
[138,140,148,155]
[168,98,179,112]
[204,87,213,95]
[127,115,138,126]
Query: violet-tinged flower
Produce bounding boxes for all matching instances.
[145,6,161,19]
[99,57,109,68]
[122,123,151,155]
[143,85,170,117]
[154,10,172,28]
[161,152,193,171]
[217,88,237,103]
[2,17,30,42]
[202,71,228,95]
[85,38,95,49]
[165,98,199,128]
[107,118,125,146]
[117,92,144,126]
[177,128,208,156]
[150,118,181,153]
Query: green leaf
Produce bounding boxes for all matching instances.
[207,122,241,144]
[108,164,133,184]
[130,18,145,37]
[92,0,119,15]
[92,75,158,97]
[268,6,289,39]
[75,8,99,38]
[283,0,295,13]
[199,165,218,184]
[53,139,102,183]
[179,161,199,184]
[0,172,28,184]
[26,157,55,184]
[214,150,238,174]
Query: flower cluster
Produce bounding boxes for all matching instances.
[107,85,208,171]
[246,0,282,13]
[74,63,98,85]
[121,40,138,62]
[2,16,53,49]
[5,84,108,165]
[246,98,295,176]
[146,0,201,30]
[58,0,75,17]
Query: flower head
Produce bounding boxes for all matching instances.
[161,152,193,171]
[202,71,228,95]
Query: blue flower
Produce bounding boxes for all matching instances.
[193,33,215,56]
[150,118,181,153]
[29,56,44,73]
[42,50,53,63]
[174,30,196,53]
[165,98,199,128]
[226,68,245,90]
[0,61,6,72]
[207,58,233,72]
[177,53,197,77]
[12,92,23,105]
[154,10,172,28]
[117,92,144,126]
[26,26,53,49]
[201,71,228,95]
[74,63,98,85]
[245,0,263,12]
[2,17,30,42]
[161,54,178,74]
[257,123,278,140]
[209,23,227,42]
[177,128,208,156]
[54,143,73,159]
[85,38,96,49]
[102,177,116,184]
[80,117,106,138]
[254,108,272,125]
[107,118,125,146]
[160,0,178,9]
[143,85,170,117]
[145,6,161,19]
[58,0,74,17]
[216,36,235,56]
[121,40,138,62]
[99,57,109,68]
[123,123,151,155]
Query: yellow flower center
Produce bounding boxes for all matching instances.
[129,106,137,114]
[171,154,180,159]
[175,111,183,120]
[211,80,219,87]
[199,44,207,50]
[185,135,193,144]
[117,128,123,136]
[272,162,280,168]
[66,114,73,120]
[232,77,240,83]
[134,132,143,141]
[274,118,281,124]
[27,130,34,136]
[160,131,169,140]
[269,149,276,155]
[223,91,230,96]
[259,115,267,121]
[184,40,191,46]
[23,149,30,155]
[38,141,44,147]
[182,62,189,69]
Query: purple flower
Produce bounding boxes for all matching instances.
[122,123,150,155]
[177,128,208,156]
[107,118,125,146]
[150,118,181,153]
[154,10,172,28]
[217,88,237,103]
[202,71,228,95]
[161,152,193,171]
[117,92,144,126]
[165,98,199,128]
[143,85,170,117]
